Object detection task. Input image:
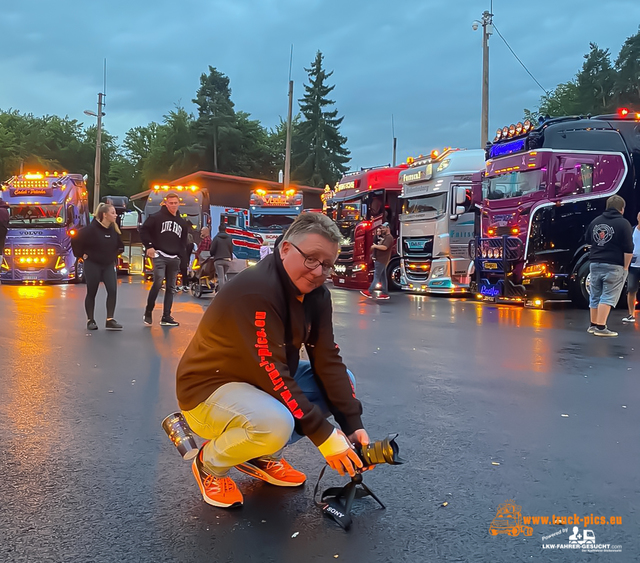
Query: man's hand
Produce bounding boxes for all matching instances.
[319,429,363,477]
[146,248,157,258]
[348,429,370,447]
[348,429,374,471]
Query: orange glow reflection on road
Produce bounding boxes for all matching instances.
[497,305,522,328]
[5,285,64,463]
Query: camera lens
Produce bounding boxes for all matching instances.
[358,433,404,466]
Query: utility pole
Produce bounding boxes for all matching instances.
[284,45,294,191]
[480,10,493,148]
[93,92,104,210]
[391,114,397,166]
[284,79,293,191]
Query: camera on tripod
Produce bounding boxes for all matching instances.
[355,433,403,467]
[315,433,405,530]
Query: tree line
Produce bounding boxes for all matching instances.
[525,27,640,120]
[0,51,350,206]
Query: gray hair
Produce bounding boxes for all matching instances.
[283,212,341,245]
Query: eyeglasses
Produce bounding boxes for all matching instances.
[289,242,335,275]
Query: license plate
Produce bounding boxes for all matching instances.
[22,274,38,280]
[338,278,345,283]
[484,262,498,270]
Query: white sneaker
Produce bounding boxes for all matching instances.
[593,327,618,337]
[622,315,636,323]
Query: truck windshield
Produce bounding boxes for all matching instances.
[9,204,65,226]
[179,204,202,230]
[337,201,362,221]
[485,170,543,200]
[250,214,297,231]
[401,193,447,218]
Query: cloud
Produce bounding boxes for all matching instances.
[0,0,638,170]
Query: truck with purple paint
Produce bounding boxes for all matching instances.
[472,109,640,308]
[0,172,90,283]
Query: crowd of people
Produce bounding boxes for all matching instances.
[69,191,237,330]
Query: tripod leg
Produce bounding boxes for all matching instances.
[342,483,359,516]
[359,482,386,509]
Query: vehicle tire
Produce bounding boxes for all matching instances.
[572,261,590,309]
[74,259,85,284]
[193,282,203,299]
[387,258,402,292]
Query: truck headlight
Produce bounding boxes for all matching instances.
[431,265,446,278]
[352,263,366,272]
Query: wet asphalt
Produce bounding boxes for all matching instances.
[0,278,638,563]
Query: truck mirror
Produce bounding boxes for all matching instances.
[455,205,466,215]
[455,186,467,205]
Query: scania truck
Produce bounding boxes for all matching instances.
[1,171,90,283]
[328,164,408,291]
[472,109,640,308]
[398,148,485,293]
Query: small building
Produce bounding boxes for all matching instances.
[130,171,323,209]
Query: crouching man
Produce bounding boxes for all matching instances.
[176,212,369,507]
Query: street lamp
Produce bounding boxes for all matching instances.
[473,10,493,148]
[84,92,105,211]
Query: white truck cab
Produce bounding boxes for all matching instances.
[398,148,485,294]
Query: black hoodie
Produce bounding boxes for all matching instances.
[210,231,234,261]
[176,248,363,446]
[140,206,189,257]
[587,208,634,266]
[72,219,124,265]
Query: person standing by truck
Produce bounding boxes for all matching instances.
[622,211,640,323]
[140,192,188,327]
[587,195,634,337]
[72,203,124,330]
[209,224,234,288]
[360,222,394,300]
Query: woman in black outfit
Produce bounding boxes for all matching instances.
[74,203,124,330]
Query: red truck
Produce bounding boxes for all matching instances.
[327,164,407,291]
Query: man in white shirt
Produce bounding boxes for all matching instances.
[622,211,640,323]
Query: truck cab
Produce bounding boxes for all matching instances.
[248,188,303,248]
[473,111,639,308]
[399,148,485,294]
[329,164,407,291]
[1,171,90,283]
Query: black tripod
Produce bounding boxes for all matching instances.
[314,467,385,530]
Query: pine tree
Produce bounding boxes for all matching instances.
[614,26,640,108]
[192,66,236,173]
[293,51,350,188]
[576,43,616,113]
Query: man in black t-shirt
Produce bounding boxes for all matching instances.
[360,222,394,300]
[587,195,634,337]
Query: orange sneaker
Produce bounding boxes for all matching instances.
[192,449,243,507]
[236,457,306,487]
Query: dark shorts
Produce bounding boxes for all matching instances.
[627,267,640,292]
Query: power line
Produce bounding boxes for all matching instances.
[493,22,550,96]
